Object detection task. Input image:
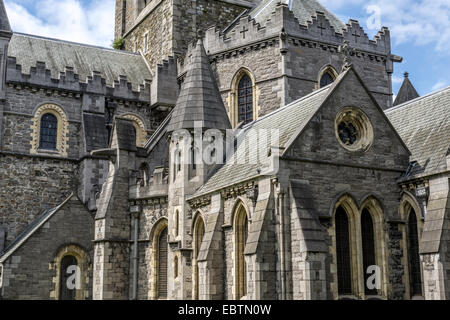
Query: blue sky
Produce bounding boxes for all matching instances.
[4,0,450,97]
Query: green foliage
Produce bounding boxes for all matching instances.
[112,38,125,50]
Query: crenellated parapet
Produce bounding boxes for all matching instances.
[150,56,178,108]
[204,2,394,61]
[6,57,152,103]
[129,166,169,200]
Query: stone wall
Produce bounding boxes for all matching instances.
[0,154,78,244]
[0,196,94,300]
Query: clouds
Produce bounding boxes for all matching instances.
[4,0,115,47]
[320,0,450,54]
[431,81,448,91]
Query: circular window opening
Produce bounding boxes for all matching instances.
[335,107,374,152]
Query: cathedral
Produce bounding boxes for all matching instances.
[0,0,449,300]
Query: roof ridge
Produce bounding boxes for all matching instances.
[241,84,332,129]
[12,32,141,56]
[386,85,450,114]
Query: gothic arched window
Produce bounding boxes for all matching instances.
[318,66,338,89]
[235,204,248,299]
[193,215,205,300]
[335,206,352,295]
[39,113,58,150]
[237,74,254,125]
[361,209,377,295]
[59,255,78,300]
[157,227,168,299]
[407,209,422,296]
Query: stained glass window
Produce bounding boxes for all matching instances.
[407,210,422,296]
[361,209,378,295]
[39,113,58,150]
[320,71,335,88]
[338,121,358,146]
[238,75,253,125]
[335,206,352,295]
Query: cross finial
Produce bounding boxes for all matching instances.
[404,72,409,78]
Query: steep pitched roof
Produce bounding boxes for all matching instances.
[250,0,345,32]
[386,86,450,179]
[191,72,338,197]
[8,33,152,90]
[393,72,420,106]
[0,194,73,263]
[0,0,11,33]
[167,38,231,132]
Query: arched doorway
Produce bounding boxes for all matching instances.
[59,255,78,300]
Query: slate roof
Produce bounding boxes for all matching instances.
[192,72,339,197]
[8,33,152,90]
[393,72,420,106]
[0,195,72,262]
[250,0,345,32]
[386,86,450,179]
[0,0,11,32]
[167,38,231,132]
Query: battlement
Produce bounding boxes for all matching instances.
[129,166,169,200]
[151,56,179,108]
[6,57,151,103]
[205,2,391,57]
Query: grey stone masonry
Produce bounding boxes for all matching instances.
[92,119,136,300]
[0,195,94,300]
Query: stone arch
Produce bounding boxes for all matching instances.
[230,197,252,223]
[51,244,89,300]
[228,67,259,127]
[317,65,339,89]
[192,212,206,300]
[122,113,147,147]
[233,201,249,300]
[30,103,69,157]
[359,196,387,298]
[151,218,168,300]
[399,192,424,299]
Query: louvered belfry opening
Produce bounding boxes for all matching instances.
[39,113,58,150]
[157,227,168,299]
[237,74,253,125]
[361,209,378,295]
[59,255,78,300]
[407,210,422,296]
[335,206,352,295]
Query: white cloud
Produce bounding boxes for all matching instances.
[320,0,450,54]
[392,75,404,84]
[431,81,448,91]
[4,0,115,48]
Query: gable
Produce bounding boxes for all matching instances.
[0,194,93,263]
[284,68,410,170]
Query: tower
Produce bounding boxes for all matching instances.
[114,0,256,70]
[0,0,11,150]
[165,36,231,299]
